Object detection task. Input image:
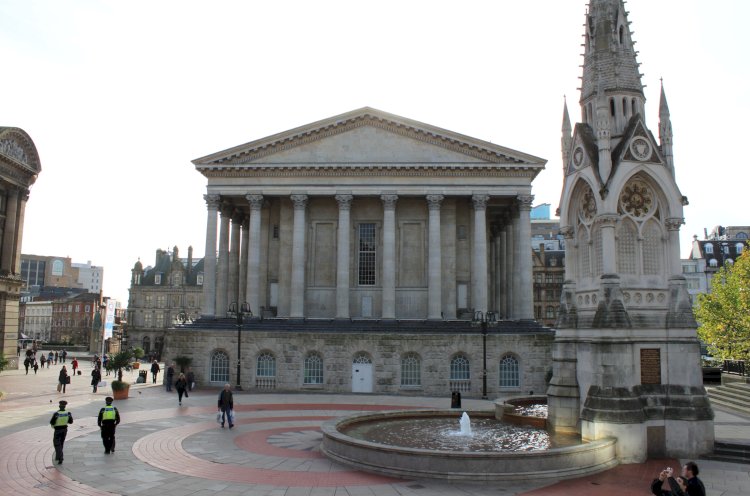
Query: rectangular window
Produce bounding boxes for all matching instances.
[358,223,376,286]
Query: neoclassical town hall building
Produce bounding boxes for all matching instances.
[128,0,713,460]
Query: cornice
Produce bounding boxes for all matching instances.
[200,164,539,179]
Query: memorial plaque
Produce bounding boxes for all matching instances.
[640,348,661,384]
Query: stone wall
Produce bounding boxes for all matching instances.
[135,327,553,398]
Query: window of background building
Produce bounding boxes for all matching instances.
[704,244,714,254]
[257,352,276,378]
[303,353,324,385]
[499,355,520,388]
[210,350,230,383]
[450,355,471,381]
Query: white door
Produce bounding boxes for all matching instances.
[352,363,373,393]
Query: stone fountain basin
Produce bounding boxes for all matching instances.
[321,409,618,481]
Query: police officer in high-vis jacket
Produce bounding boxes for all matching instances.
[50,400,73,464]
[97,396,121,454]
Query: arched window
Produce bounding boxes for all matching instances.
[631,98,637,116]
[709,258,718,268]
[256,351,276,389]
[736,243,744,254]
[726,259,734,267]
[303,353,323,385]
[142,336,151,354]
[353,353,371,364]
[622,97,628,117]
[210,350,230,383]
[450,355,470,380]
[704,244,714,254]
[545,306,556,319]
[617,219,637,274]
[401,353,421,387]
[619,25,624,44]
[642,221,663,275]
[736,232,748,240]
[610,98,616,117]
[499,355,520,388]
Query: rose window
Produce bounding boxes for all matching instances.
[620,181,653,218]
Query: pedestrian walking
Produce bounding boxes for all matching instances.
[91,367,102,393]
[97,397,120,454]
[166,363,175,392]
[150,359,160,384]
[33,360,39,374]
[71,358,79,376]
[58,366,69,393]
[102,354,109,373]
[175,373,189,405]
[40,355,47,368]
[50,400,73,464]
[23,357,30,375]
[186,368,195,391]
[54,351,58,364]
[61,349,67,363]
[217,383,234,428]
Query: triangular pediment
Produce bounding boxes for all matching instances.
[193,107,545,171]
[613,116,663,166]
[566,123,599,177]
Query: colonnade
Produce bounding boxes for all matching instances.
[201,192,534,321]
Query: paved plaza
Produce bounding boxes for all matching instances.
[1,355,749,495]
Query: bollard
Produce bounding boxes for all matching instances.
[451,391,462,409]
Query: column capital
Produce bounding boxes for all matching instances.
[560,226,576,239]
[516,194,535,210]
[595,213,619,228]
[665,217,685,231]
[246,194,264,211]
[381,194,398,210]
[471,194,490,210]
[426,194,444,211]
[204,194,221,209]
[335,194,354,211]
[291,194,308,210]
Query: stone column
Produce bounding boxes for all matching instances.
[216,204,232,318]
[13,190,29,274]
[491,222,502,315]
[471,194,489,314]
[381,194,398,319]
[560,226,577,283]
[499,221,508,319]
[335,194,353,319]
[228,210,242,306]
[1,187,19,273]
[517,195,534,319]
[238,217,249,305]
[202,194,220,318]
[246,194,264,316]
[665,218,685,277]
[504,214,513,319]
[599,214,619,275]
[511,209,521,318]
[427,194,444,320]
[290,194,308,318]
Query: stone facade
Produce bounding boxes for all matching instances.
[549,0,713,461]
[0,127,40,369]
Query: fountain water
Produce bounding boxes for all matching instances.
[459,412,472,435]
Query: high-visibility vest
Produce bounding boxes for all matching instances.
[54,411,70,427]
[102,406,116,421]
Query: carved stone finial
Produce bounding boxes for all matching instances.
[426,194,444,211]
[472,194,490,210]
[246,194,264,211]
[290,194,308,210]
[203,194,221,209]
[335,194,353,211]
[381,194,398,210]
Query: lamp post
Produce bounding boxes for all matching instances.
[227,302,251,391]
[472,310,497,399]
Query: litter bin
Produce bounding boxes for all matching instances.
[451,391,461,409]
[137,369,147,384]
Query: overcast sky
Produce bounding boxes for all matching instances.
[2,0,748,306]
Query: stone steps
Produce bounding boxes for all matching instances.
[707,382,750,416]
[705,441,750,464]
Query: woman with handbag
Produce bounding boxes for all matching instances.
[58,366,69,393]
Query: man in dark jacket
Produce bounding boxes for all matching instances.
[50,400,73,464]
[97,396,121,454]
[218,383,234,428]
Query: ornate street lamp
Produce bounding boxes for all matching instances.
[227,302,251,391]
[472,310,497,399]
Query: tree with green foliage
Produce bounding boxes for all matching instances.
[696,251,750,361]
